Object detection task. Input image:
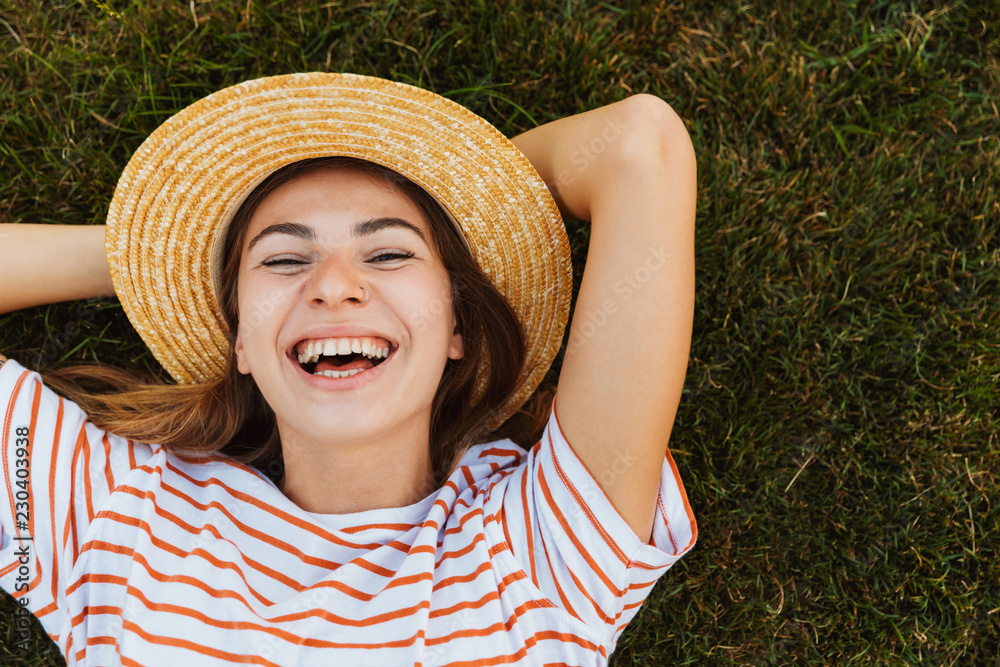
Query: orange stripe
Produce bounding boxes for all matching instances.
[659,491,677,552]
[495,571,557,610]
[561,556,614,625]
[431,560,491,592]
[101,434,115,496]
[74,399,97,524]
[79,635,119,663]
[441,505,482,540]
[60,424,87,560]
[47,421,81,608]
[520,464,539,588]
[119,615,429,656]
[477,446,523,461]
[662,448,698,552]
[621,597,645,613]
[626,577,656,592]
[119,619,283,666]
[34,600,58,618]
[426,619,506,645]
[537,465,625,597]
[427,590,498,618]
[68,401,88,568]
[340,522,416,534]
[72,603,123,624]
[546,423,629,565]
[425,602,603,654]
[84,635,118,646]
[66,571,129,595]
[435,532,484,566]
[498,502,515,560]
[536,517,583,622]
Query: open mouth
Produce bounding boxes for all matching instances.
[294,337,394,379]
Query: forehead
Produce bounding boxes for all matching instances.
[244,166,430,242]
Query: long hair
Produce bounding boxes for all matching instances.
[43,157,556,483]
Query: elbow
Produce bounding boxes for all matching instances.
[612,94,696,177]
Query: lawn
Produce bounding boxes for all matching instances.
[1,0,997,664]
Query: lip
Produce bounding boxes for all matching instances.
[288,326,398,357]
[288,344,396,391]
[286,325,398,392]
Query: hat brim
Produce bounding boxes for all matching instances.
[106,72,571,430]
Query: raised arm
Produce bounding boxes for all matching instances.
[0,224,114,315]
[511,94,696,543]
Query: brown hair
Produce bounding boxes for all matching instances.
[44,157,555,483]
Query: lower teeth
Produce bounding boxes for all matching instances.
[316,368,364,378]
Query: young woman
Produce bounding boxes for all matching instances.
[0,73,696,665]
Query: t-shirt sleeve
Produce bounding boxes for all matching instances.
[0,358,153,645]
[495,394,697,648]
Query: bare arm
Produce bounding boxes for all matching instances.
[0,224,114,315]
[511,95,696,542]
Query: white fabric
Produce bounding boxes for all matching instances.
[0,358,696,665]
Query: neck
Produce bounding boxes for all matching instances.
[276,422,438,515]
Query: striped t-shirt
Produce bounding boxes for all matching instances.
[0,358,696,665]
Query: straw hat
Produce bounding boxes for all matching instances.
[105,72,571,430]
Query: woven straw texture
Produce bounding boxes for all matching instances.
[105,72,571,430]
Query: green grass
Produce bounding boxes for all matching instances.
[1,0,998,664]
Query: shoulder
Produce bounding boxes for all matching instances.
[0,357,159,476]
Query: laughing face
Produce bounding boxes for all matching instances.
[234,166,464,457]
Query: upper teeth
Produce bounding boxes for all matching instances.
[296,337,391,365]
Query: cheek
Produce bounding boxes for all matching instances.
[235,275,292,353]
[398,273,454,336]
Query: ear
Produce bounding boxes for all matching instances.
[235,328,252,374]
[448,316,464,360]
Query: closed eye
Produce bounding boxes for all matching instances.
[370,250,415,262]
[261,257,304,267]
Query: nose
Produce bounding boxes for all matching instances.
[305,253,368,307]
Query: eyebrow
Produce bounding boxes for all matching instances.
[247,217,426,252]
